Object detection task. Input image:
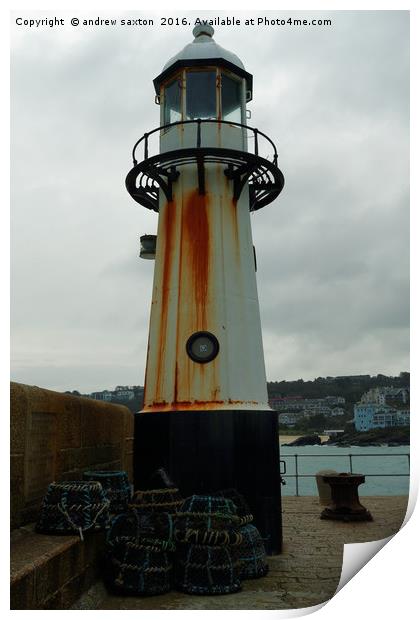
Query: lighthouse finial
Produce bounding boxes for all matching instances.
[192,24,214,39]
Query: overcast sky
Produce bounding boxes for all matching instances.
[10,10,409,393]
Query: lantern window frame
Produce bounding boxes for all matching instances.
[160,67,246,130]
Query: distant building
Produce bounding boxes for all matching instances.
[269,397,303,413]
[90,390,113,401]
[278,411,306,427]
[88,385,144,403]
[324,395,345,406]
[396,409,410,425]
[302,405,331,417]
[360,386,410,406]
[114,388,135,401]
[385,387,409,405]
[354,401,410,431]
[270,395,346,419]
[330,407,345,417]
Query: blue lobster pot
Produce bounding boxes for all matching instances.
[36,481,110,537]
[83,470,132,514]
[236,524,269,579]
[130,487,183,515]
[110,541,173,595]
[175,543,241,595]
[105,509,175,595]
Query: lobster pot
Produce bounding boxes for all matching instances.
[179,495,238,516]
[36,481,110,535]
[214,489,254,525]
[110,541,173,595]
[174,521,243,546]
[174,512,242,546]
[175,543,241,595]
[104,509,175,594]
[235,524,268,579]
[175,494,242,546]
[106,508,175,553]
[131,487,183,515]
[174,494,243,594]
[83,470,132,514]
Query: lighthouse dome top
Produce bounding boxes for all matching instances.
[153,26,253,97]
[162,25,246,72]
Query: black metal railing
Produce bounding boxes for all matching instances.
[131,119,279,167]
[280,452,410,496]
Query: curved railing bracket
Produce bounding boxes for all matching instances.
[126,119,284,212]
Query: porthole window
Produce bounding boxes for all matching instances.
[186,331,219,363]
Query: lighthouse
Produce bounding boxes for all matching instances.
[126,25,285,554]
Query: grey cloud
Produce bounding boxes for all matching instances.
[11,11,409,392]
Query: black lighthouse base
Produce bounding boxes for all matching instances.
[133,409,283,555]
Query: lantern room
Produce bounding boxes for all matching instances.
[126,25,283,212]
[161,68,244,124]
[155,24,252,121]
[154,24,252,153]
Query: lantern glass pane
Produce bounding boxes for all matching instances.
[186,71,216,120]
[222,74,242,123]
[164,79,182,125]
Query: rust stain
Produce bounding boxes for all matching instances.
[173,205,185,404]
[173,400,224,408]
[155,199,177,398]
[141,334,151,409]
[223,175,240,263]
[183,189,210,326]
[173,362,179,404]
[144,399,259,413]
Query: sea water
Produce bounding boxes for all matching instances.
[279,444,410,496]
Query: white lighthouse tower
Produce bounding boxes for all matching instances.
[126,26,285,553]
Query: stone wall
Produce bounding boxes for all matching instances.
[10,382,134,530]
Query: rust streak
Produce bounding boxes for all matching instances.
[144,399,259,412]
[174,362,179,404]
[183,190,210,327]
[173,199,185,406]
[224,174,240,263]
[155,199,177,398]
[141,334,151,410]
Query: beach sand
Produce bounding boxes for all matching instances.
[280,434,329,445]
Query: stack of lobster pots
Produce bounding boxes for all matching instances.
[174,491,269,594]
[104,485,183,595]
[215,489,269,580]
[174,494,244,594]
[105,486,269,596]
[36,469,269,597]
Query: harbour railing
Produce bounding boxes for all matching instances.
[280,452,410,496]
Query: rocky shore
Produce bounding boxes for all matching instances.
[282,427,409,447]
[328,427,409,447]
